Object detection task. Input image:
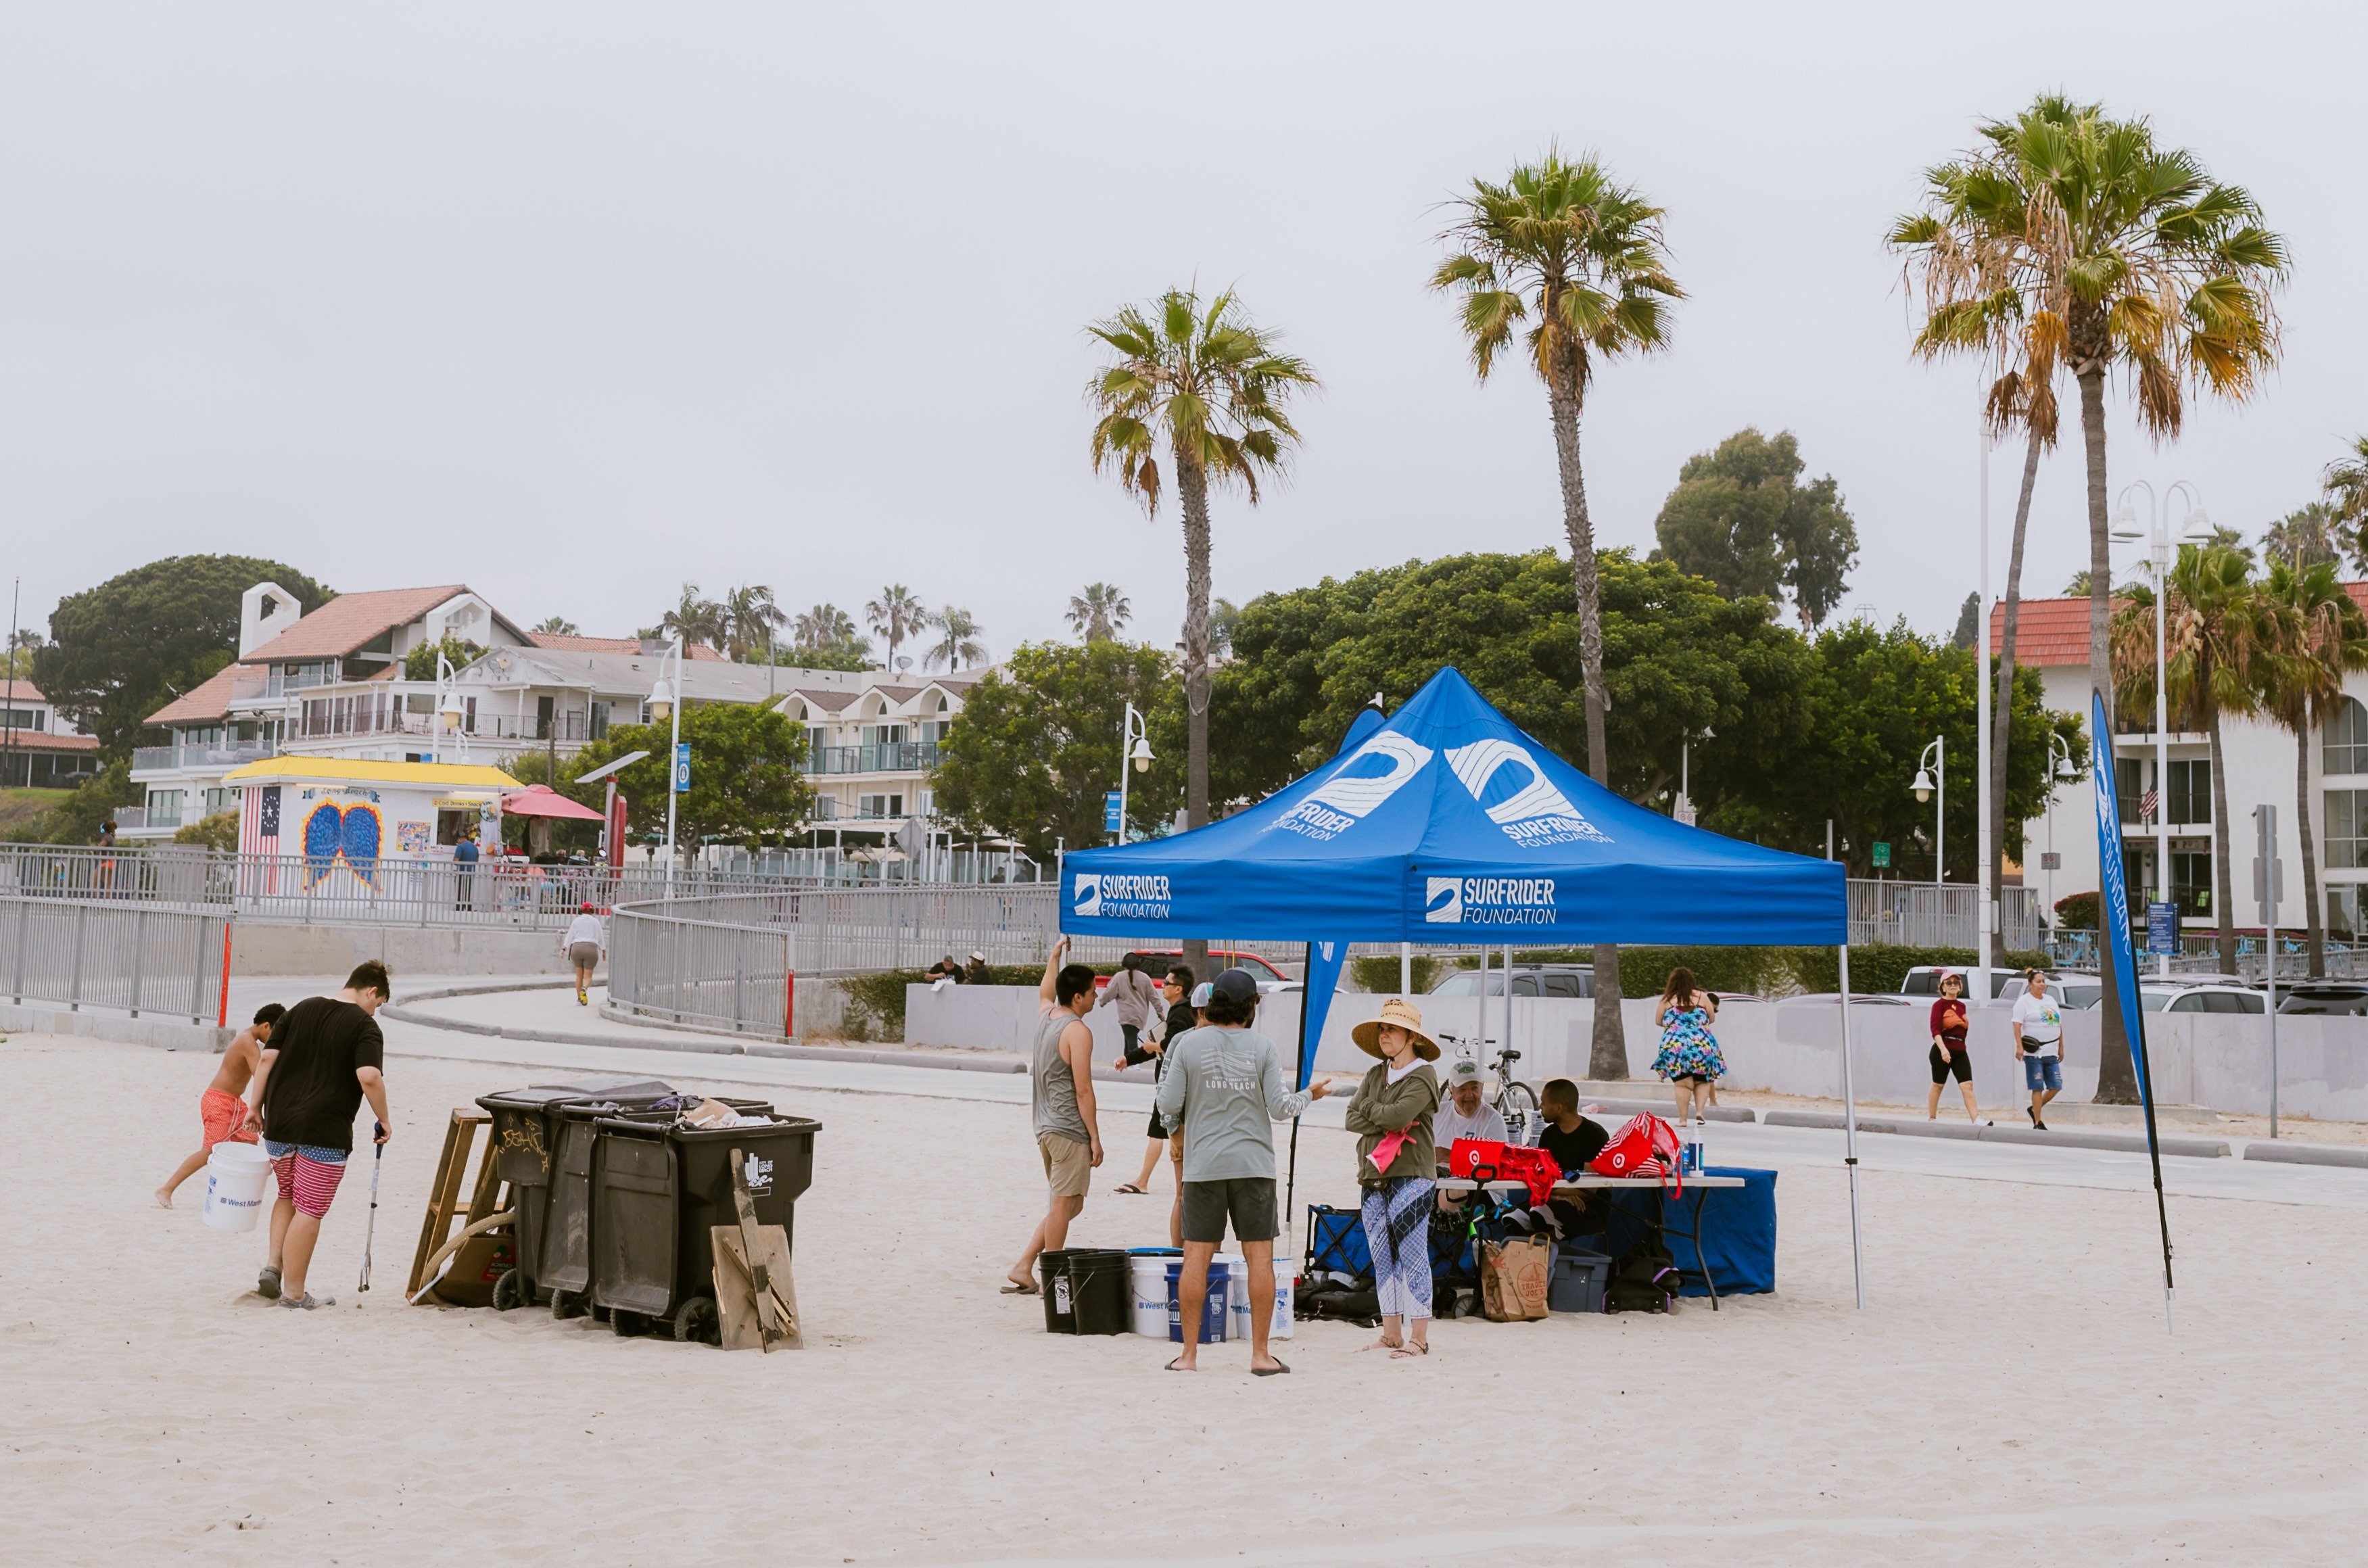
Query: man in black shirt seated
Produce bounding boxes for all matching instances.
[1534,1078,1609,1242]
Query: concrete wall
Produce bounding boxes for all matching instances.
[229,921,577,979]
[1,999,231,1052]
[903,982,2368,1120]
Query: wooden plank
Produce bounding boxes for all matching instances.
[712,1224,801,1352]
[728,1146,782,1345]
[407,1112,473,1296]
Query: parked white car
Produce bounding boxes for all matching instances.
[2139,982,2266,1014]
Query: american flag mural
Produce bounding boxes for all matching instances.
[239,784,284,895]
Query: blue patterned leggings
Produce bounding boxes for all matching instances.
[1360,1176,1435,1322]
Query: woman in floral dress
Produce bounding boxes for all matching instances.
[1651,966,1724,1126]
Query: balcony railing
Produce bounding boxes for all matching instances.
[133,741,273,774]
[806,741,940,776]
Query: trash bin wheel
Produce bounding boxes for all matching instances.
[550,1289,588,1321]
[490,1269,525,1312]
[611,1308,650,1338]
[671,1296,720,1346]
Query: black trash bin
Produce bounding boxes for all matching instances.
[541,1095,772,1320]
[475,1080,675,1311]
[588,1110,821,1344]
[1037,1248,1089,1333]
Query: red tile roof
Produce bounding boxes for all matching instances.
[145,663,262,727]
[243,586,528,663]
[0,728,97,753]
[1995,584,2368,669]
[528,632,725,661]
[0,680,51,704]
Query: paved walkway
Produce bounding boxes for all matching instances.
[361,977,2368,1213]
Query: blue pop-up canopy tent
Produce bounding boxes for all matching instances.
[1060,667,1872,1302]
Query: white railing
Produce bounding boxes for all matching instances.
[0,897,228,1022]
[1848,880,2040,951]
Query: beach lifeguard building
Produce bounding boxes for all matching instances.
[225,757,523,890]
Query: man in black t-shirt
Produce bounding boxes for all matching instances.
[1534,1078,1609,1241]
[250,961,394,1310]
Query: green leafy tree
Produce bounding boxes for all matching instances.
[931,640,1181,858]
[779,640,874,673]
[39,757,142,843]
[530,615,579,636]
[2262,502,2342,573]
[567,702,813,862]
[1949,592,1981,650]
[866,585,928,673]
[1432,149,1682,1077]
[2323,437,2368,569]
[659,584,726,652]
[1650,428,1860,629]
[34,556,333,755]
[1065,584,1131,643]
[5,629,42,683]
[173,811,239,851]
[402,632,483,682]
[721,584,786,663]
[2255,559,2368,975]
[923,607,986,672]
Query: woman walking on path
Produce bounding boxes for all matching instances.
[1113,965,1193,1209]
[1345,997,1441,1360]
[1926,970,1985,1124]
[1651,967,1724,1126]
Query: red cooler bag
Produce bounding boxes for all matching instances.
[1448,1138,1561,1206]
[1588,1114,1684,1192]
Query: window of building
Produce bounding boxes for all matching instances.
[2169,849,2212,917]
[2116,758,2144,824]
[2167,759,2210,824]
[0,708,42,732]
[145,788,185,829]
[857,792,905,819]
[2327,698,2368,776]
[2326,790,2368,870]
[2329,884,2365,937]
[862,723,907,747]
[203,787,237,816]
[590,701,609,740]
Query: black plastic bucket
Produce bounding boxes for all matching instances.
[1039,1248,1089,1333]
[1066,1251,1133,1336]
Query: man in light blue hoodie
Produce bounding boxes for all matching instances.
[1154,968,1331,1375]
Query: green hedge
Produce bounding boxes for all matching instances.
[837,964,1058,1041]
[1786,945,2053,995]
[1349,954,1444,994]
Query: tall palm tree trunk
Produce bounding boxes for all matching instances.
[1175,448,1214,978]
[2079,360,2140,1103]
[1989,427,2043,941]
[2296,728,2325,978]
[1545,364,1626,1078]
[2205,700,2239,974]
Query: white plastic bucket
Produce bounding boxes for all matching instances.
[1227,1256,1297,1341]
[1129,1255,1175,1337]
[202,1142,273,1233]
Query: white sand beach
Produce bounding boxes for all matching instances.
[5,1034,2365,1567]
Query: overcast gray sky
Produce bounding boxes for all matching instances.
[3,3,2360,666]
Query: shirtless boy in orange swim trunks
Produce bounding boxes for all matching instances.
[156,1003,285,1208]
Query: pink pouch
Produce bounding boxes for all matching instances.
[1366,1129,1413,1174]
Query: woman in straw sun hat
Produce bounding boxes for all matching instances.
[1345,997,1442,1360]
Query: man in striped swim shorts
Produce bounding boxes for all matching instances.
[250,961,394,1310]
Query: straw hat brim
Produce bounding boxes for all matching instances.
[1352,1016,1440,1061]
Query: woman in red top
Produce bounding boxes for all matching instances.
[1926,970,1985,1123]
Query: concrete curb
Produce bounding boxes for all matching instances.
[1761,1109,2229,1158]
[0,1001,232,1053]
[1576,1097,1757,1124]
[2242,1141,2368,1168]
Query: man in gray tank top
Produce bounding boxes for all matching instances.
[1005,936,1102,1294]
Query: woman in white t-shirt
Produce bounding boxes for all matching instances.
[2008,969,2065,1129]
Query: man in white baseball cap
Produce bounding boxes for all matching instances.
[1431,1054,1508,1169]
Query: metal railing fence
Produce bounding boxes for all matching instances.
[1849,880,2040,951]
[0,897,227,1021]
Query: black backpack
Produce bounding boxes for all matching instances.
[1605,1239,1678,1314]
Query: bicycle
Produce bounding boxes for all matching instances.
[1434,1030,1540,1145]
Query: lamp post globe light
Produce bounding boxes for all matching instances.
[1911,736,1943,887]
[647,639,684,897]
[2111,480,2212,978]
[2045,730,2077,953]
[432,652,467,766]
[1115,701,1153,845]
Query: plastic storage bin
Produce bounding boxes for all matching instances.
[474,1080,678,1310]
[1548,1246,1612,1313]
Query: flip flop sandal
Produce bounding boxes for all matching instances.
[1114,1183,1147,1195]
[1390,1342,1430,1359]
[1252,1360,1292,1377]
[1165,1357,1195,1372]
[999,1280,1040,1296]
[1354,1339,1403,1354]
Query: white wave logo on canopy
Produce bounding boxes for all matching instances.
[1072,872,1172,920]
[1273,731,1435,842]
[1425,874,1557,926]
[1444,738,1609,847]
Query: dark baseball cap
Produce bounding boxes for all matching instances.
[1210,968,1261,1006]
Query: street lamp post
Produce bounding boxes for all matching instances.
[647,638,685,899]
[433,653,467,766]
[1976,429,1995,1003]
[1115,700,1154,844]
[2045,731,2077,953]
[1912,736,1944,888]
[2113,480,2213,978]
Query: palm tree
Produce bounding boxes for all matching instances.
[531,615,579,636]
[1921,95,2284,1100]
[2263,502,2342,573]
[2112,544,2267,974]
[1065,583,1131,642]
[720,584,786,663]
[2325,435,2368,570]
[923,607,987,672]
[659,583,725,651]
[1432,147,1681,1079]
[1087,287,1318,847]
[794,602,857,649]
[866,585,927,673]
[2256,559,2368,976]
[1893,141,2066,928]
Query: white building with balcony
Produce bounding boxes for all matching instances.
[0,678,101,789]
[778,677,980,837]
[2004,591,2368,940]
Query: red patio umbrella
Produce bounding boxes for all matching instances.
[500,784,606,822]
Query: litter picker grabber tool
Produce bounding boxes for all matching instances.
[358,1123,386,1293]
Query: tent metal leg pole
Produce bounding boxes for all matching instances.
[1285,940,1313,1232]
[1838,944,1865,1308]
